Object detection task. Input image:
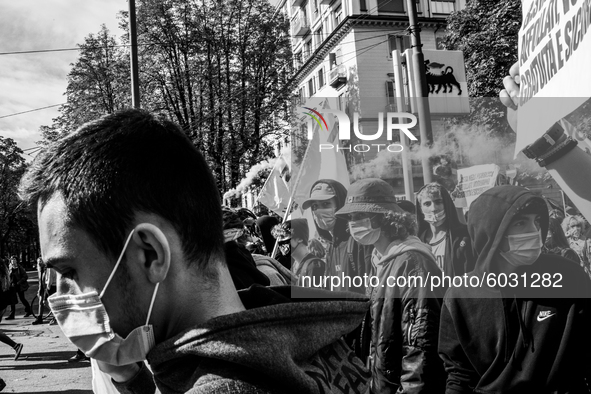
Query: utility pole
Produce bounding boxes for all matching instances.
[128,0,141,108]
[392,50,414,201]
[406,0,433,184]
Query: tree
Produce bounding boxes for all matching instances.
[49,25,131,135]
[0,137,37,258]
[442,0,522,134]
[129,0,293,192]
[41,1,293,196]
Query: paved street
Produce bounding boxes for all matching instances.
[0,270,92,393]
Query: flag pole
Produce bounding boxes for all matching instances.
[269,119,319,259]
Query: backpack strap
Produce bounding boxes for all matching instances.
[347,238,357,275]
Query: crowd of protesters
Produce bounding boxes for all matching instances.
[218,172,591,393]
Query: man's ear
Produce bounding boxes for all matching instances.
[130,223,171,284]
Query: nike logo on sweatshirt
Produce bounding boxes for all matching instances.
[537,311,556,321]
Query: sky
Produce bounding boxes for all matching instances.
[0,0,125,159]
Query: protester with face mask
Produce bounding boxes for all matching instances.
[439,185,591,393]
[562,215,591,269]
[416,183,475,277]
[335,178,446,393]
[543,217,582,266]
[20,109,371,394]
[302,179,371,294]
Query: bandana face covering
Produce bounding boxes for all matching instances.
[48,229,161,366]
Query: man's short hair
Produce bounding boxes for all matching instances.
[19,109,224,278]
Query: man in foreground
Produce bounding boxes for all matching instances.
[19,109,370,394]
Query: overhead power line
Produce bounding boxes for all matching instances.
[0,103,65,120]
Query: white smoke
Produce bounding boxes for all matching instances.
[223,159,278,200]
[407,123,514,165]
[223,144,292,200]
[350,123,542,180]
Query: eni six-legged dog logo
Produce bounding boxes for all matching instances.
[300,106,418,153]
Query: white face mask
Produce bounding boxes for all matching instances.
[499,231,542,268]
[313,208,337,231]
[423,210,446,224]
[48,229,161,366]
[349,217,381,245]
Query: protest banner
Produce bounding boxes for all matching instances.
[515,0,591,154]
[453,164,500,208]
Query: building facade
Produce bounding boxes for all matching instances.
[277,0,466,194]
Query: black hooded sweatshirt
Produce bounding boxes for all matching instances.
[416,184,475,277]
[438,186,591,394]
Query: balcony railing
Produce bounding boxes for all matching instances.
[291,16,310,37]
[329,65,347,88]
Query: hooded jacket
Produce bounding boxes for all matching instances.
[367,235,446,394]
[256,215,280,255]
[223,241,270,290]
[113,285,371,394]
[416,185,475,277]
[439,186,591,394]
[309,179,371,294]
[252,254,295,286]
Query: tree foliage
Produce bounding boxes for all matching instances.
[51,25,131,135]
[40,0,293,195]
[0,137,37,257]
[442,0,522,133]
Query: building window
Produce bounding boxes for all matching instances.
[360,0,367,11]
[308,78,316,95]
[304,40,312,59]
[302,2,308,23]
[386,81,396,108]
[334,5,343,26]
[329,53,336,69]
[329,48,343,70]
[317,26,323,45]
[378,0,404,13]
[299,86,306,101]
[294,51,303,68]
[338,93,348,114]
[318,68,325,88]
[388,34,411,57]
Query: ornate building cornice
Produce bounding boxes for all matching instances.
[290,14,447,86]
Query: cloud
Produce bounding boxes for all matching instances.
[0,0,125,154]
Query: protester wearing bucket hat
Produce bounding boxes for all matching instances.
[302,179,371,295]
[335,178,446,394]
